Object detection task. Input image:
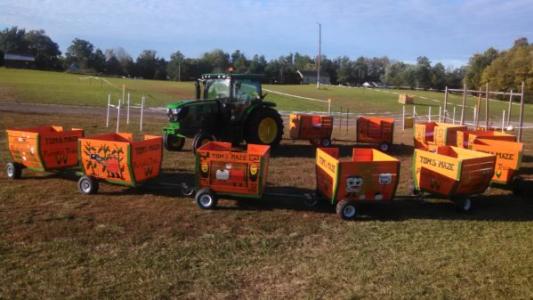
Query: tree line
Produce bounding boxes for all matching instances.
[0,26,531,94]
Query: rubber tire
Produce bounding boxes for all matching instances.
[180,183,195,197]
[378,143,390,152]
[163,133,185,151]
[455,198,472,212]
[320,138,332,147]
[195,188,218,209]
[511,176,523,197]
[245,107,284,147]
[6,162,22,179]
[303,194,319,208]
[336,199,358,220]
[192,133,215,153]
[78,176,99,195]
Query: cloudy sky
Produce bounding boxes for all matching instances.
[1,0,532,67]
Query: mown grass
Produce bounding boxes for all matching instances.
[2,68,532,124]
[1,109,533,298]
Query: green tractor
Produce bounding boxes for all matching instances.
[163,73,284,152]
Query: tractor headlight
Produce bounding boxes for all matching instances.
[172,108,180,115]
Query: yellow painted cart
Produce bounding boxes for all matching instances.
[412,146,496,211]
[316,147,400,220]
[414,122,467,151]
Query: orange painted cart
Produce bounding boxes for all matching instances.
[356,116,395,152]
[6,125,84,179]
[289,113,333,146]
[315,147,400,220]
[412,146,496,211]
[78,133,163,194]
[414,122,467,151]
[194,141,270,209]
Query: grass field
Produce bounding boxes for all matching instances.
[1,108,533,298]
[1,68,532,124]
[1,68,533,298]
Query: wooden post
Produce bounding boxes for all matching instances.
[122,84,126,106]
[328,98,331,114]
[485,83,489,129]
[443,86,448,122]
[452,106,456,124]
[116,99,121,133]
[507,90,513,126]
[106,94,111,128]
[346,108,349,134]
[412,105,416,118]
[126,93,131,124]
[438,106,442,122]
[460,83,466,125]
[475,89,481,128]
[518,82,525,142]
[339,107,343,132]
[428,106,432,122]
[402,105,406,131]
[140,96,145,132]
[502,110,506,133]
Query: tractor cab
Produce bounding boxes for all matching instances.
[163,73,283,152]
[195,74,263,122]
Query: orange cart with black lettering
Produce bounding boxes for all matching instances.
[412,146,496,211]
[78,133,163,194]
[193,141,270,209]
[6,125,84,179]
[414,122,467,151]
[289,113,333,146]
[356,116,395,152]
[315,147,400,220]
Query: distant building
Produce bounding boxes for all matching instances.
[3,53,35,69]
[297,70,330,85]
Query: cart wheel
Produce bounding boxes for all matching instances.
[192,133,215,153]
[378,143,390,152]
[511,176,523,197]
[180,182,195,197]
[303,193,319,208]
[6,162,22,179]
[195,188,218,209]
[78,176,99,195]
[336,199,358,220]
[320,138,332,147]
[455,198,472,212]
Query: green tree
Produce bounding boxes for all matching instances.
[465,47,498,89]
[167,50,185,80]
[0,27,28,54]
[24,29,61,69]
[66,38,94,69]
[135,50,158,79]
[415,56,432,89]
[431,63,446,90]
[230,50,248,73]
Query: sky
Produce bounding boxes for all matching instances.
[1,0,533,68]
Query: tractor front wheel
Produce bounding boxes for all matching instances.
[245,107,283,147]
[163,133,185,151]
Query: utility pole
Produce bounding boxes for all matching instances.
[317,23,321,89]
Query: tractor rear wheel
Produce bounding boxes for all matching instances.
[163,133,185,151]
[245,107,283,147]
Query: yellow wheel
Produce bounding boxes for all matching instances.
[245,107,283,147]
[258,117,278,144]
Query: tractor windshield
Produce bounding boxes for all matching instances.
[205,79,230,100]
[233,79,261,102]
